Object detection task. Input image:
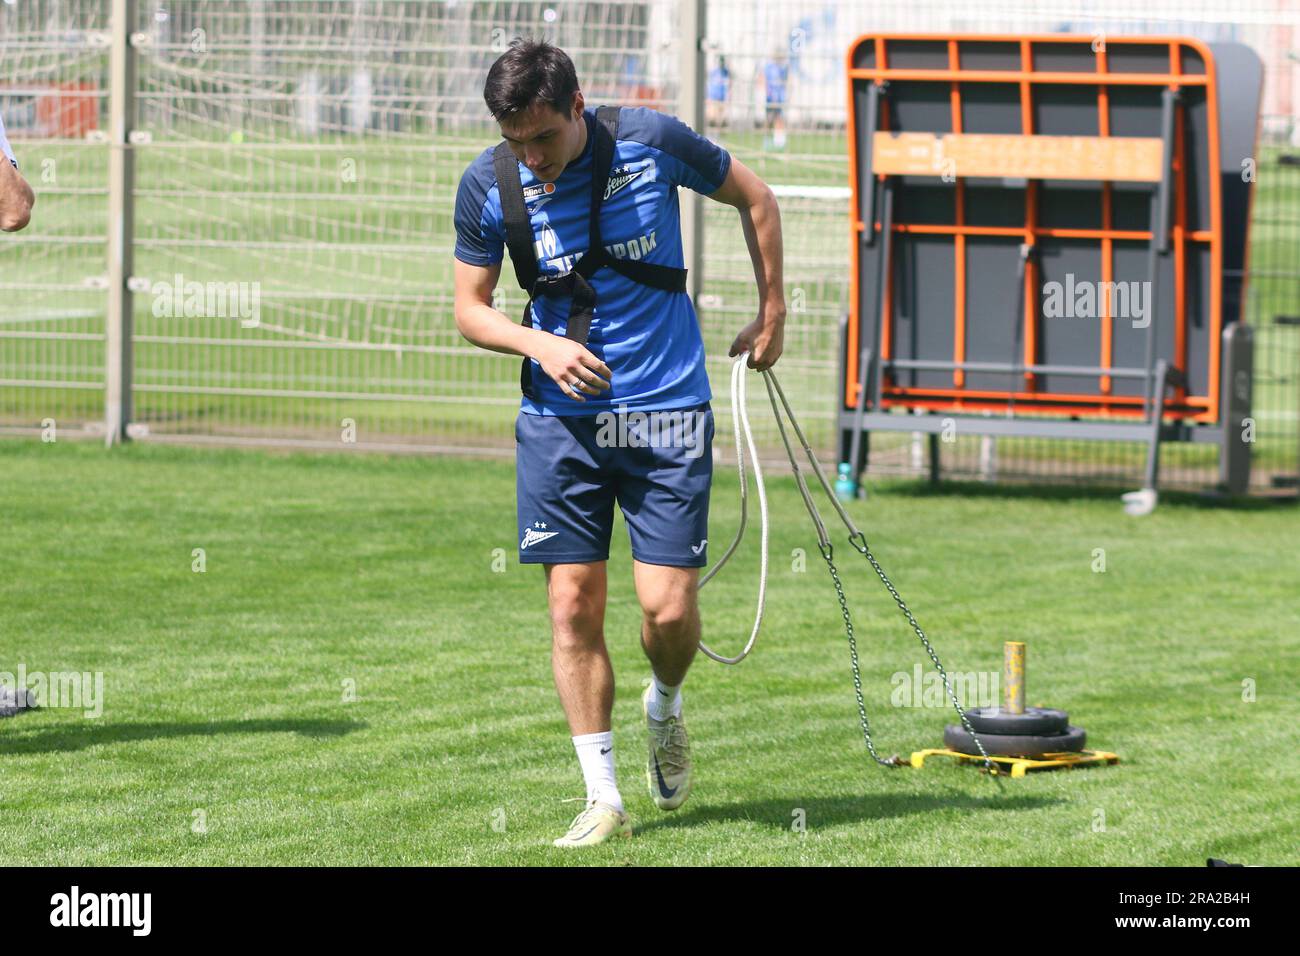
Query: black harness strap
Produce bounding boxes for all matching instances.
[492,105,688,399]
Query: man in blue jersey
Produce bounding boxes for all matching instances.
[762,49,790,151]
[453,39,785,847]
[706,55,731,130]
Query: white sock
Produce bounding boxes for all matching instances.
[572,731,622,811]
[647,674,682,721]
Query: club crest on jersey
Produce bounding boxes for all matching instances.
[524,180,556,212]
[603,159,656,200]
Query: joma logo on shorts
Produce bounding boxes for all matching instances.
[594,406,707,459]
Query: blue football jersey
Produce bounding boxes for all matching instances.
[453,106,732,417]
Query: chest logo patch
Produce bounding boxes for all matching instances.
[603,159,656,201]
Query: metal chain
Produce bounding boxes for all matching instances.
[755,366,1001,776]
[818,542,898,767]
[846,531,997,774]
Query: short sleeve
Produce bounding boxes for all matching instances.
[453,156,504,266]
[649,110,731,195]
[0,111,16,169]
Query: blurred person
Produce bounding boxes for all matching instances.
[706,55,731,130]
[761,47,790,151]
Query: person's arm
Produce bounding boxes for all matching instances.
[705,155,785,370]
[452,258,612,403]
[0,111,34,232]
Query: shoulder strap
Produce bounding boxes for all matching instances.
[582,105,687,292]
[588,106,620,251]
[492,139,538,291]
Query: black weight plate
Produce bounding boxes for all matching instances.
[943,724,1087,757]
[963,706,1069,736]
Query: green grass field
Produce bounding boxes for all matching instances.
[2,437,1295,865]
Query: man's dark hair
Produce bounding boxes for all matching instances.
[484,38,580,122]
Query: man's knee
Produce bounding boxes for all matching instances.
[548,577,605,645]
[643,594,698,637]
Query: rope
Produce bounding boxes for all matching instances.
[698,355,1001,776]
[697,355,768,665]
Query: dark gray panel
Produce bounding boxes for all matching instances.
[1109,241,1177,395]
[1032,42,1097,74]
[891,236,955,391]
[853,81,875,224]
[959,83,1022,134]
[1179,45,1207,76]
[957,41,1019,72]
[887,81,953,132]
[1113,186,1154,232]
[1103,85,1163,137]
[963,238,1024,392]
[1033,84,1100,135]
[886,40,949,70]
[1106,44,1171,75]
[896,182,955,224]
[1212,42,1264,327]
[1035,240,1103,393]
[1039,187,1103,230]
[966,186,1025,227]
[1184,245,1213,395]
[1182,90,1211,233]
[852,37,876,70]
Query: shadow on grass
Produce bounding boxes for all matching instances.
[633,789,1063,835]
[867,478,1294,511]
[0,717,366,754]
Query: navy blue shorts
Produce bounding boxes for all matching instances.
[515,403,714,567]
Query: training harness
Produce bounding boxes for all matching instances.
[493,105,688,398]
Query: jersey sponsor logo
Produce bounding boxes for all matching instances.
[520,520,558,550]
[539,222,559,259]
[523,180,556,213]
[603,159,656,201]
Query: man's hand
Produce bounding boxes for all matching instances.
[534,335,612,402]
[728,306,785,371]
[0,160,34,233]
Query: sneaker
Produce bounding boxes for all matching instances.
[641,684,693,810]
[552,800,632,848]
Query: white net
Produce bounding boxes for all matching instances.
[0,0,1296,486]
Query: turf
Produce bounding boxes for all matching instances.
[1,437,1296,865]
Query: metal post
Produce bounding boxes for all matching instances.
[1003,641,1025,715]
[872,181,894,409]
[678,0,706,305]
[1141,88,1179,422]
[860,82,881,243]
[105,0,137,445]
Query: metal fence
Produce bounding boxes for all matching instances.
[1,0,1297,493]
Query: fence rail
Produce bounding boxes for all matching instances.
[1,0,1297,492]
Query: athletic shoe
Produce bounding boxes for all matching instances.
[641,684,693,810]
[552,800,632,848]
